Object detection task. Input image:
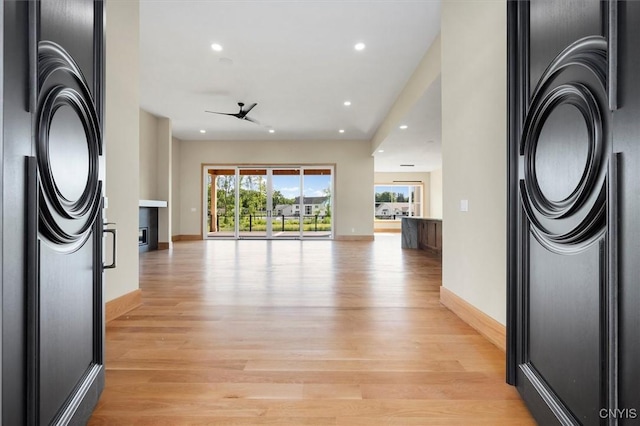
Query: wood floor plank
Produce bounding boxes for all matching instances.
[302,384,362,400]
[89,234,534,425]
[261,399,533,418]
[89,416,337,425]
[243,359,466,373]
[360,383,523,400]
[336,417,533,426]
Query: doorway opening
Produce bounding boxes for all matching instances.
[203,165,334,240]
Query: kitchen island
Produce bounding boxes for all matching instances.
[401,217,442,256]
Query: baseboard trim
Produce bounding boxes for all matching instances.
[334,235,375,241]
[374,229,402,233]
[440,287,506,351]
[105,289,142,323]
[173,234,202,241]
[158,242,170,250]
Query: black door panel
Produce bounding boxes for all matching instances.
[507,0,634,424]
[2,0,105,424]
[613,0,640,419]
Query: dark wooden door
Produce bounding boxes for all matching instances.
[2,0,106,424]
[508,1,640,424]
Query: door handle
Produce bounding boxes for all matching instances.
[103,222,117,270]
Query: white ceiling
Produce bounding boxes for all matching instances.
[373,76,441,172]
[139,0,442,172]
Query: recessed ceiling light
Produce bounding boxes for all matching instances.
[199,129,206,134]
[211,43,223,52]
[343,101,351,106]
[339,129,345,133]
[378,150,384,153]
[399,125,408,130]
[354,42,366,51]
[269,129,275,133]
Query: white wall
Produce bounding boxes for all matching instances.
[156,117,172,243]
[430,168,442,218]
[105,0,140,301]
[171,137,181,238]
[178,140,374,238]
[139,109,158,199]
[441,0,507,324]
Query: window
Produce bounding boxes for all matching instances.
[305,205,313,215]
[374,184,422,220]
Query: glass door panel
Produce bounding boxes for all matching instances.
[271,168,301,239]
[301,168,332,238]
[238,169,268,238]
[207,169,236,238]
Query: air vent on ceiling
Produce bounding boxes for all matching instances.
[400,164,415,167]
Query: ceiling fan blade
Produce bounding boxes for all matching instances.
[206,103,257,122]
[205,111,243,118]
[242,103,257,114]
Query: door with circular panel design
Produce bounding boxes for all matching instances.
[508,1,640,425]
[2,0,107,424]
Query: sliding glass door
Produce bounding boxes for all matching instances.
[301,168,332,238]
[206,169,236,237]
[238,169,268,238]
[270,168,301,238]
[204,166,333,240]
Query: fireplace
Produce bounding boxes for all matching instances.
[139,227,148,245]
[138,207,158,252]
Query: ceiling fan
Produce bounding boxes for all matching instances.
[205,102,259,124]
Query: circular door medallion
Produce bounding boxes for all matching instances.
[36,41,102,252]
[48,105,90,203]
[520,36,609,251]
[523,83,602,219]
[534,103,590,203]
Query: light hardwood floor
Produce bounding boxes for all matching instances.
[89,234,534,425]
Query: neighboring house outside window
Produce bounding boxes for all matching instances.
[374,184,423,220]
[273,197,330,217]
